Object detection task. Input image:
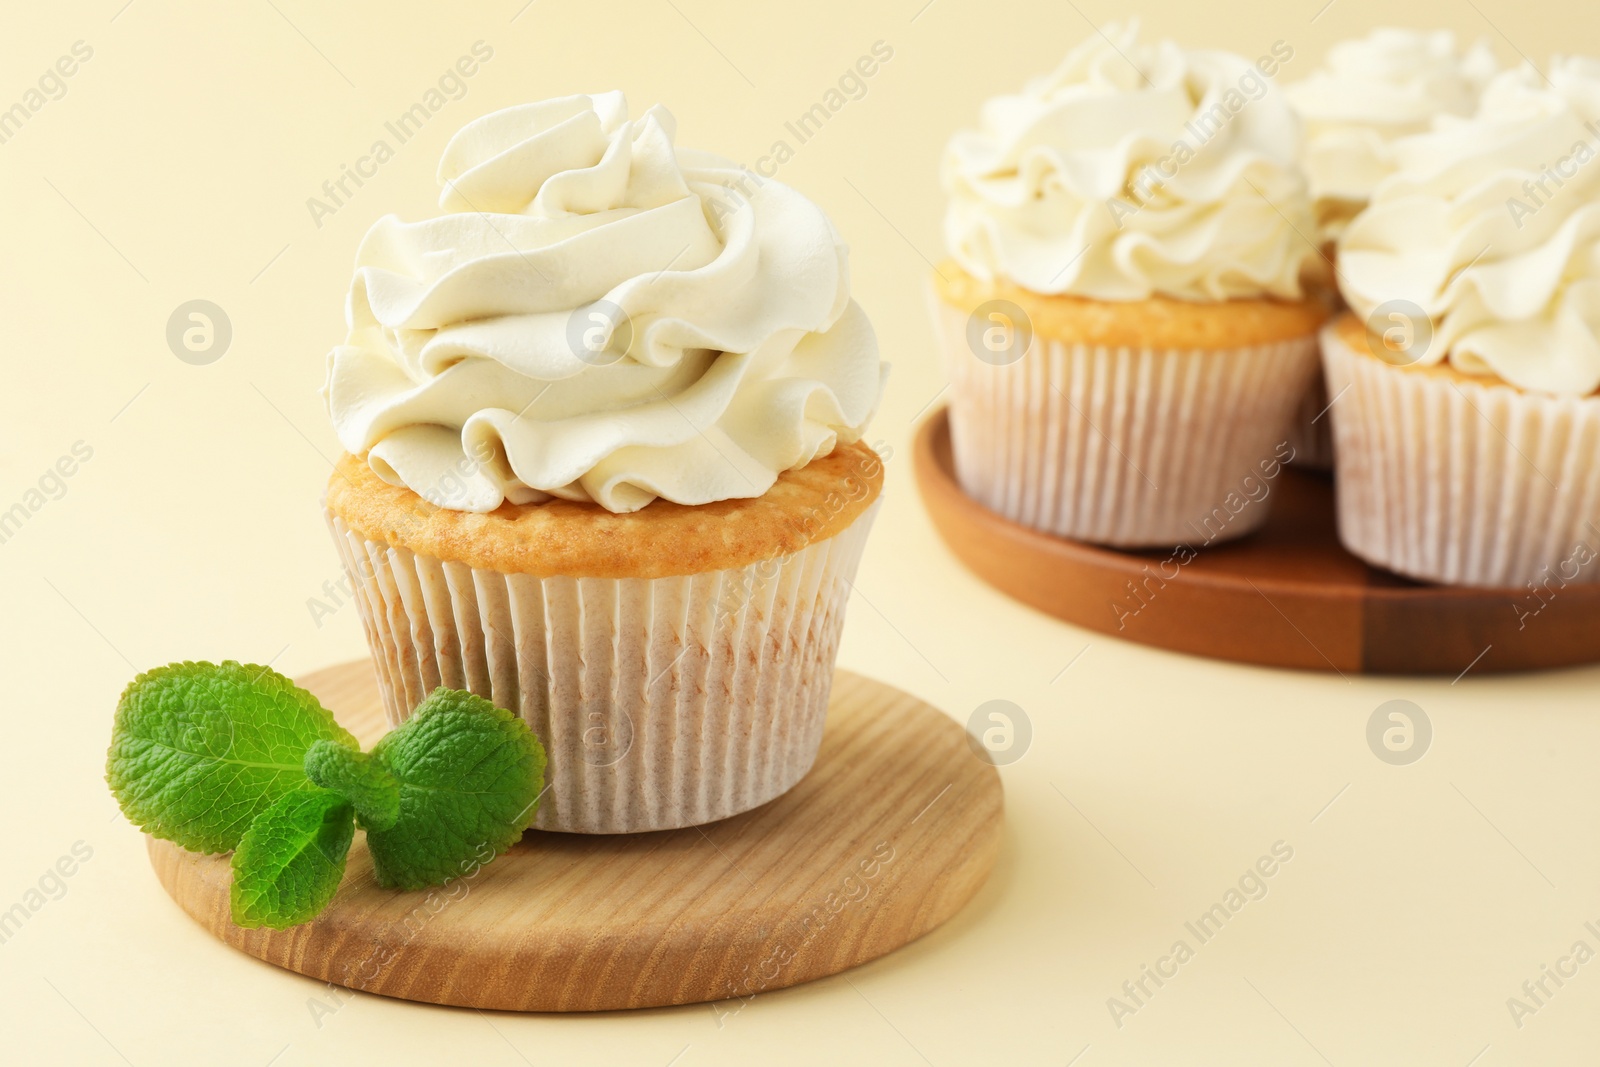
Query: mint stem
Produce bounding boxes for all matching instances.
[303,739,402,831]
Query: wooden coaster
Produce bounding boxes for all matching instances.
[147,660,1002,1012]
[916,409,1600,675]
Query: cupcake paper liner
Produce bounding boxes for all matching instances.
[326,500,879,834]
[1322,323,1600,587]
[936,298,1320,547]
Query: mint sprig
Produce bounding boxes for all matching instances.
[107,661,546,929]
[106,661,357,854]
[365,689,547,890]
[304,741,400,831]
[231,786,354,929]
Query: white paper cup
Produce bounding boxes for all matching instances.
[1322,321,1600,587]
[935,297,1320,547]
[327,500,880,833]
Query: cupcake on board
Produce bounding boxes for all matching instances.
[1282,28,1497,467]
[933,23,1327,548]
[1330,58,1600,587]
[323,92,887,833]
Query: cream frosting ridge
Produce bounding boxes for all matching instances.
[326,92,885,514]
[1285,28,1496,242]
[1338,58,1600,397]
[941,22,1319,302]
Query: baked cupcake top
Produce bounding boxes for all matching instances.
[325,92,885,514]
[1338,58,1600,397]
[1285,29,1496,244]
[941,22,1319,303]
[326,440,882,579]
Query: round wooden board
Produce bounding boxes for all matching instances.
[916,409,1600,675]
[148,661,1002,1012]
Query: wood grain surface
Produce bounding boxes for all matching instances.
[147,660,1003,1012]
[916,409,1600,675]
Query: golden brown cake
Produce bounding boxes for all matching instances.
[326,441,883,580]
[933,266,1327,351]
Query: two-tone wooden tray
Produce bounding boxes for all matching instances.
[915,409,1600,675]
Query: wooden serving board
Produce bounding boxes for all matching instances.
[916,409,1600,675]
[148,661,1002,1012]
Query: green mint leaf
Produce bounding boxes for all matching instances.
[303,740,401,831]
[364,688,546,890]
[230,786,355,929]
[106,661,358,854]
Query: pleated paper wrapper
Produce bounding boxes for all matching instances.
[936,299,1320,547]
[1321,323,1600,587]
[326,500,879,834]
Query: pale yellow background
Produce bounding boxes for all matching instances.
[3,1,1597,1064]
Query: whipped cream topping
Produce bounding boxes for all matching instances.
[1285,28,1497,242]
[941,23,1319,302]
[1338,58,1600,397]
[326,92,885,514]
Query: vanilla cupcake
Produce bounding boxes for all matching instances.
[323,93,886,832]
[1287,29,1497,246]
[1282,29,1497,467]
[935,24,1326,547]
[1330,59,1600,587]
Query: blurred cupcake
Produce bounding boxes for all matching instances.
[323,93,887,832]
[1331,59,1600,587]
[1283,29,1497,468]
[934,23,1326,547]
[1288,29,1496,246]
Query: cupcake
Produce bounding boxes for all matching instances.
[323,93,887,832]
[1331,59,1600,587]
[934,24,1327,547]
[1282,29,1498,468]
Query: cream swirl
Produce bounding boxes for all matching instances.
[1285,28,1497,241]
[1338,58,1600,397]
[941,23,1318,302]
[325,92,885,513]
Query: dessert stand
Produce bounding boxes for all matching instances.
[148,660,1003,1011]
[916,409,1600,674]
